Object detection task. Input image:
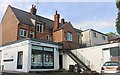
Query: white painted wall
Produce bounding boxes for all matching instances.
[90,30,108,46]
[0,39,60,72]
[0,40,29,72]
[81,29,108,47]
[63,53,76,70]
[63,43,119,72]
[75,43,119,72]
[103,49,111,63]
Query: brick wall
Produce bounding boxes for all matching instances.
[1,6,19,46]
[53,23,80,50]
[53,29,63,42]
[36,29,52,41]
[18,24,52,41]
[63,23,79,49]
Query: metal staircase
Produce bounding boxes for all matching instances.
[64,50,91,71]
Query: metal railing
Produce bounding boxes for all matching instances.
[71,50,90,69]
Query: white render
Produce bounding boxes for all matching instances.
[81,29,108,47]
[63,53,76,70]
[63,43,119,73]
[76,43,119,72]
[0,39,59,72]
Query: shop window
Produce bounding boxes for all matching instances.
[31,45,54,69]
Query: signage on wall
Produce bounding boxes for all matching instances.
[31,41,41,45]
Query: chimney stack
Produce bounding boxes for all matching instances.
[30,4,37,15]
[61,18,65,24]
[54,10,60,31]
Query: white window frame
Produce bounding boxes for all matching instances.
[36,23,44,33]
[30,31,35,38]
[67,32,72,41]
[47,35,52,41]
[19,29,28,37]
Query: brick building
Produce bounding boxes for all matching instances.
[0,5,92,72]
[0,5,80,50]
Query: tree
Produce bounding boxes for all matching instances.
[116,0,120,34]
[106,32,119,40]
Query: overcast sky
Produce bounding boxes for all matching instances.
[0,0,118,34]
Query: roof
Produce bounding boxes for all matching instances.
[109,37,120,41]
[74,28,83,33]
[10,5,62,31]
[0,38,62,47]
[82,29,107,36]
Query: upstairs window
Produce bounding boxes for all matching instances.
[67,32,72,41]
[30,32,35,38]
[19,29,28,37]
[102,36,106,40]
[36,23,44,33]
[47,35,52,41]
[93,32,97,38]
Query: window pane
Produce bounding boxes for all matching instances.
[43,54,53,66]
[40,25,42,32]
[20,29,23,36]
[24,30,27,36]
[31,50,42,68]
[67,33,72,41]
[36,23,43,33]
[102,36,106,40]
[110,47,119,56]
[17,51,23,69]
[93,32,97,37]
[19,29,27,37]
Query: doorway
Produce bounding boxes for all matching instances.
[59,55,63,69]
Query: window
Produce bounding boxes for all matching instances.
[47,35,52,41]
[30,32,34,38]
[19,29,28,37]
[93,32,97,37]
[17,51,23,69]
[67,32,72,41]
[102,36,106,40]
[36,23,44,33]
[31,45,54,69]
[110,47,120,56]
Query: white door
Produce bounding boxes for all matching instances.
[103,49,111,63]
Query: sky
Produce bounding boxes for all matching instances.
[0,0,118,34]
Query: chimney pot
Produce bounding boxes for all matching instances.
[30,4,37,15]
[61,18,65,24]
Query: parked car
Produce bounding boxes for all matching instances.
[101,61,120,74]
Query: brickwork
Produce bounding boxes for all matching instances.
[0,5,80,50]
[1,6,19,46]
[53,23,80,50]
